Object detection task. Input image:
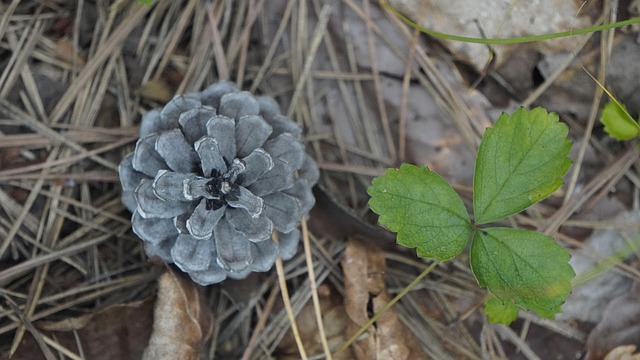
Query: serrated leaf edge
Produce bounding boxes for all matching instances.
[469,227,574,319]
[367,164,471,261]
[473,107,572,224]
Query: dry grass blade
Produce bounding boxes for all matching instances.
[361,0,396,162]
[0,233,116,285]
[48,3,150,124]
[249,0,295,92]
[379,4,483,149]
[541,146,639,235]
[0,137,134,180]
[300,218,332,359]
[285,3,333,119]
[495,324,542,360]
[274,232,308,360]
[0,0,20,43]
[0,126,137,149]
[398,22,422,163]
[152,0,198,82]
[0,272,158,335]
[0,147,59,259]
[0,8,45,102]
[206,0,229,81]
[0,292,56,360]
[240,286,279,360]
[0,100,119,170]
[563,2,618,207]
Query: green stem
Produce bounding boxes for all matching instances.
[336,260,441,354]
[380,1,640,45]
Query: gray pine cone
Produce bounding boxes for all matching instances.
[119,81,319,285]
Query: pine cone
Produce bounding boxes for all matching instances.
[119,81,318,285]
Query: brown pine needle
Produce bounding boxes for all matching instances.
[301,218,332,359]
[274,232,308,360]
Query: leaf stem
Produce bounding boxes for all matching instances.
[380,1,640,45]
[336,260,441,354]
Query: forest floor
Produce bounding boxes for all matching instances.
[0,1,640,359]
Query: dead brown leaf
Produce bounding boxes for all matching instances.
[54,38,86,65]
[604,345,640,360]
[342,237,429,360]
[142,269,214,360]
[138,78,174,103]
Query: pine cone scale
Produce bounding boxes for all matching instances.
[235,114,273,157]
[172,234,214,272]
[132,134,169,177]
[131,211,178,245]
[178,107,216,144]
[205,115,236,164]
[134,179,190,218]
[185,200,225,240]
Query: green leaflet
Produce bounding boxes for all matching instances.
[473,107,572,224]
[367,107,576,323]
[367,164,471,260]
[484,296,520,325]
[470,228,574,319]
[600,100,640,140]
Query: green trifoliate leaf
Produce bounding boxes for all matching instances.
[473,107,572,224]
[600,100,640,140]
[484,296,519,325]
[470,227,574,319]
[368,164,471,260]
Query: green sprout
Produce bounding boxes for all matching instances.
[600,100,640,141]
[368,107,575,325]
[585,70,640,141]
